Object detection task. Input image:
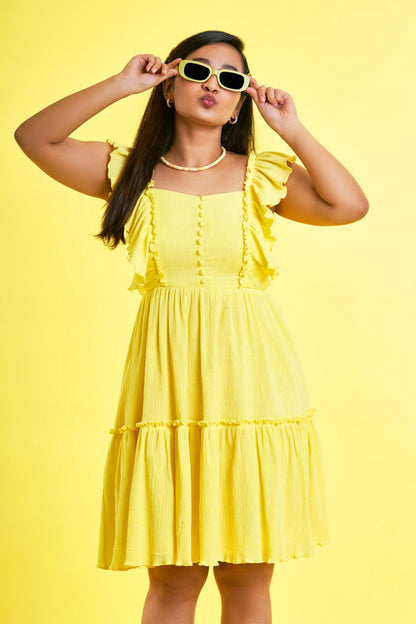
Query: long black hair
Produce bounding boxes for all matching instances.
[95,29,256,250]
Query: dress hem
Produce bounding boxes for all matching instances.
[96,539,332,571]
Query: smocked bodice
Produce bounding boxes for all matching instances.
[106,139,297,296]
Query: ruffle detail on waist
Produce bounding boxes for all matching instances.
[109,408,316,434]
[246,151,296,286]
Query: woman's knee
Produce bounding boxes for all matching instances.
[148,563,209,600]
[213,562,274,594]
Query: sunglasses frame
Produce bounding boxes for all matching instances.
[178,59,251,92]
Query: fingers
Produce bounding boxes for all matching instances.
[247,75,265,103]
[256,84,271,104]
[145,55,162,73]
[165,57,182,74]
[246,76,260,102]
[265,87,280,106]
[247,76,285,107]
[145,56,182,76]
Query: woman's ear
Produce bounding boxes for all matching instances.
[163,78,174,103]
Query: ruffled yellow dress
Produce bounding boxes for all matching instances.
[96,139,331,571]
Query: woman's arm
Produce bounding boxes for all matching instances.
[14,74,130,200]
[246,77,370,226]
[277,120,369,226]
[14,74,130,146]
[13,55,181,200]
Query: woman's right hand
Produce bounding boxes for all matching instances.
[117,54,182,95]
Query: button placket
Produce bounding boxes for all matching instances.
[196,196,206,285]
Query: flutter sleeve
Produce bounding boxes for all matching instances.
[105,138,153,296]
[105,138,132,191]
[249,150,297,211]
[244,150,297,287]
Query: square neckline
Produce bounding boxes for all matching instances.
[148,151,254,198]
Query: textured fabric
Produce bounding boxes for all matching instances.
[96,139,331,571]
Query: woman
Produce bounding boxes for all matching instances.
[15,29,368,624]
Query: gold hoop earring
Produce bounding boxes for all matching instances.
[166,98,174,109]
[229,116,238,124]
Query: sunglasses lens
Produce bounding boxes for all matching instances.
[182,61,246,91]
[184,62,210,81]
[220,71,246,91]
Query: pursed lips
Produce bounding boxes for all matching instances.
[200,95,216,103]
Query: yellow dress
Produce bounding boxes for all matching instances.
[96,138,331,571]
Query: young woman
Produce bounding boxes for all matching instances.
[15,29,368,624]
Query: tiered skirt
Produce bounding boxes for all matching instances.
[97,285,331,570]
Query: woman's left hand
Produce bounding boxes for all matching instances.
[245,75,299,137]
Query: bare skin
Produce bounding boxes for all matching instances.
[214,562,274,624]
[151,151,250,197]
[141,562,275,624]
[160,45,245,157]
[14,43,368,224]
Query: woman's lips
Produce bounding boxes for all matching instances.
[200,97,216,107]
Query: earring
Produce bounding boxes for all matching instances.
[229,116,238,124]
[166,98,174,109]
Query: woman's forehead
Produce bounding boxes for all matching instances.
[188,56,240,72]
[187,45,244,71]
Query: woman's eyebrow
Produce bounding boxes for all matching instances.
[190,57,239,71]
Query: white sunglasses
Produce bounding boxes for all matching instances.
[178,59,251,92]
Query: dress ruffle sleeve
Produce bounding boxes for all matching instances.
[105,138,131,191]
[106,138,153,296]
[245,150,297,286]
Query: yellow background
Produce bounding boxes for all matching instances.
[2,1,415,622]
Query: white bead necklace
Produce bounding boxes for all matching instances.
[160,146,227,171]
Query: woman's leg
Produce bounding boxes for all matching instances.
[141,563,209,624]
[213,562,275,624]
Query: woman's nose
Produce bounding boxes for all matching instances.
[203,73,219,89]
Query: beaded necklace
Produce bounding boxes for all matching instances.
[160,146,226,172]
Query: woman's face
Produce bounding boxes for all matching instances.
[165,42,247,126]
